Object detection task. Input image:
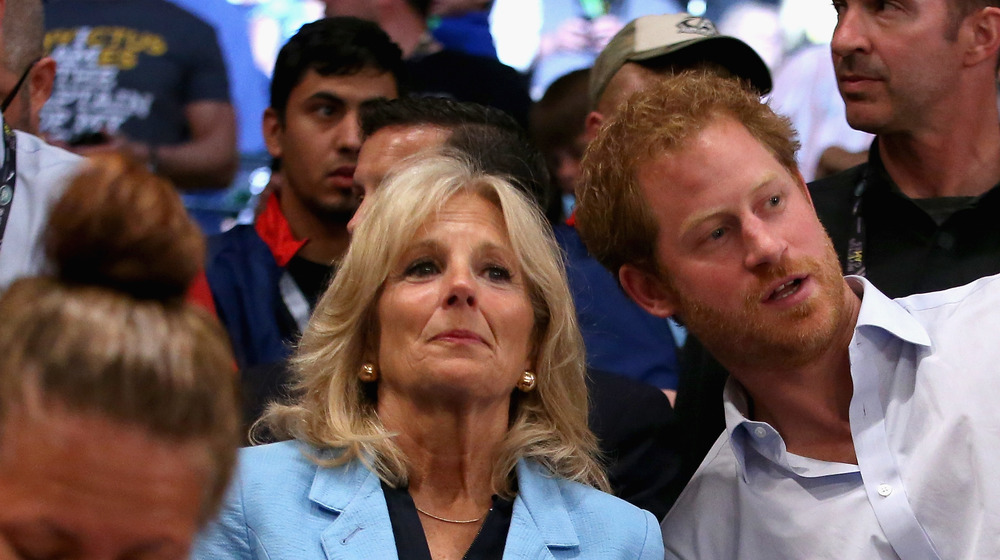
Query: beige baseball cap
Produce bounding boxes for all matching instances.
[589,13,773,106]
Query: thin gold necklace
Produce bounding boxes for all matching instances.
[414,505,488,524]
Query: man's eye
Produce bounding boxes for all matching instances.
[768,194,782,207]
[404,259,438,277]
[709,228,726,241]
[485,265,512,282]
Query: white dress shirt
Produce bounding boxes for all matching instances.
[662,274,1000,559]
[0,116,82,290]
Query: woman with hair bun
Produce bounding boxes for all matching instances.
[0,154,240,559]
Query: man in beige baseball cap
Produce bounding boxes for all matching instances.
[585,12,771,140]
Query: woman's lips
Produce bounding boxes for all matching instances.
[432,329,486,344]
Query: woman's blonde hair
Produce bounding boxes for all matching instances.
[261,153,608,496]
[0,154,240,523]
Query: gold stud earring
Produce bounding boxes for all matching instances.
[359,363,378,382]
[517,371,536,392]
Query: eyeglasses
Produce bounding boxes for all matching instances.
[1,58,40,113]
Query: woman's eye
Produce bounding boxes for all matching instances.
[404,260,439,277]
[485,265,512,282]
[768,194,782,207]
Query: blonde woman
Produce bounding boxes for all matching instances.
[194,154,663,559]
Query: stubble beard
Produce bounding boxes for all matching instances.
[671,237,847,371]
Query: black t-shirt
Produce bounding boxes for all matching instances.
[285,254,335,310]
[42,0,230,146]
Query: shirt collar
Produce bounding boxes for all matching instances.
[722,276,930,482]
[847,275,931,348]
[254,193,308,267]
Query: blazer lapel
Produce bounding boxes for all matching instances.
[307,459,400,560]
[502,460,579,560]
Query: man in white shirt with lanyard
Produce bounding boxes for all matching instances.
[0,0,81,290]
[576,70,1000,559]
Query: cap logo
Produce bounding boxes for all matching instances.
[676,16,717,37]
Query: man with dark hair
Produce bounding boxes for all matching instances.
[578,69,1000,559]
[810,0,1000,297]
[350,96,551,232]
[206,17,401,370]
[322,0,531,127]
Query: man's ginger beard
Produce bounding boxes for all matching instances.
[665,236,848,371]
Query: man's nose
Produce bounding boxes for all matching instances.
[743,219,787,270]
[831,4,872,60]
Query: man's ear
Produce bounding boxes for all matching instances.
[962,6,1000,67]
[584,110,604,143]
[619,263,677,318]
[26,57,56,134]
[28,57,55,109]
[262,107,284,159]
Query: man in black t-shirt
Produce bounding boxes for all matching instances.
[42,0,237,189]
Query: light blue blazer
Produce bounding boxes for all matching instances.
[193,440,663,559]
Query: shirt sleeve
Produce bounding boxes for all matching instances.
[184,19,231,104]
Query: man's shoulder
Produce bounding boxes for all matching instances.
[660,434,741,557]
[205,225,281,289]
[207,225,269,263]
[895,272,1000,320]
[808,162,868,206]
[665,432,740,512]
[807,162,869,253]
[14,131,83,177]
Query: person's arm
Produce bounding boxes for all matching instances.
[151,99,238,190]
[153,14,238,190]
[82,100,237,189]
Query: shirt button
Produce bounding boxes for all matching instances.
[877,484,893,497]
[753,426,768,438]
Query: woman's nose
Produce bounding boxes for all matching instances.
[443,268,477,307]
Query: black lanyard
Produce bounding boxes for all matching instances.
[845,176,867,277]
[0,121,18,252]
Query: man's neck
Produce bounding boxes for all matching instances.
[730,283,862,464]
[879,95,1000,199]
[278,193,351,265]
